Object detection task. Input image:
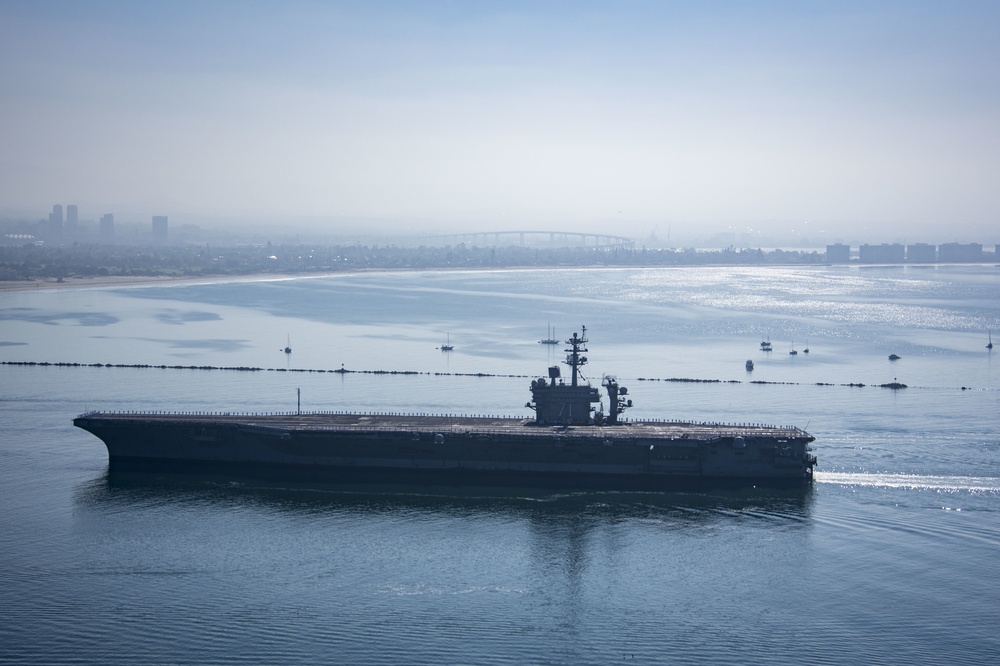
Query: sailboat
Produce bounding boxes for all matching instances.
[789,341,798,356]
[439,333,454,351]
[803,340,810,354]
[988,331,994,350]
[539,323,559,345]
[283,335,292,354]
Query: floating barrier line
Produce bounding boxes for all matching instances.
[3,360,992,391]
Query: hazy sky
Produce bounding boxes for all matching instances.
[2,0,999,242]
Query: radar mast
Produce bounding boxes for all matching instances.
[565,325,588,387]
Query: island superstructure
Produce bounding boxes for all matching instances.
[75,327,817,488]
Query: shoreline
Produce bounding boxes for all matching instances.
[0,273,339,292]
[3,261,997,293]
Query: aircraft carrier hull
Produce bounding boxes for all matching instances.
[74,411,817,489]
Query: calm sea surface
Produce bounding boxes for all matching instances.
[2,265,999,665]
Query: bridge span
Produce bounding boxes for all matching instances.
[426,230,635,248]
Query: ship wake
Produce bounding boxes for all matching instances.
[816,471,1000,494]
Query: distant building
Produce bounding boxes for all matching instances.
[151,215,168,243]
[859,243,904,264]
[99,213,115,240]
[48,204,64,238]
[906,243,936,263]
[938,243,982,263]
[825,243,851,263]
[66,204,78,233]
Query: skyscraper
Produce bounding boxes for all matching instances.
[48,204,64,238]
[66,204,78,232]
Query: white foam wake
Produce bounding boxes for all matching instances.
[816,471,1000,493]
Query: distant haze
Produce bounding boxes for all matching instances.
[2,1,998,245]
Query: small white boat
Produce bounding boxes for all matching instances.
[439,333,454,351]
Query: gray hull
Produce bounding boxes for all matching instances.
[74,412,816,489]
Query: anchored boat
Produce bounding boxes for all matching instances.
[539,323,559,345]
[74,327,817,488]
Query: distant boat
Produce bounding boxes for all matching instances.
[439,333,454,351]
[889,354,901,360]
[283,335,291,354]
[803,340,810,354]
[745,359,754,371]
[789,341,797,356]
[539,323,559,345]
[988,331,994,350]
[760,336,772,351]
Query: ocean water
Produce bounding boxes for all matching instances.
[1,265,999,665]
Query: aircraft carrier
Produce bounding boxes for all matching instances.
[74,328,817,489]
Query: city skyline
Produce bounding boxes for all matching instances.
[2,1,998,243]
[5,202,999,254]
